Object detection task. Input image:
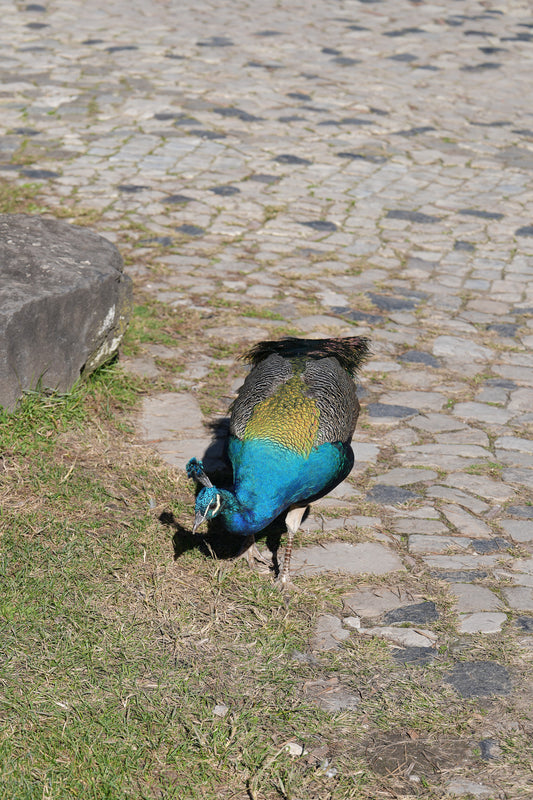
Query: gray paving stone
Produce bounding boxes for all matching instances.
[432,336,493,361]
[312,614,350,651]
[409,535,471,554]
[444,473,515,502]
[452,401,512,425]
[458,613,507,634]
[499,520,533,543]
[426,486,490,515]
[448,583,504,613]
[502,587,533,611]
[446,779,498,798]
[440,505,492,538]
[343,587,415,619]
[292,542,405,577]
[502,468,533,489]
[358,626,436,649]
[373,467,437,486]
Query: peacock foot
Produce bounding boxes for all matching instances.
[235,535,272,573]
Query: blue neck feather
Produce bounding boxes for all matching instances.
[219,436,353,535]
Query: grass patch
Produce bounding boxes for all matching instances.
[1,342,532,797]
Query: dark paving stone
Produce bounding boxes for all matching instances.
[13,128,40,136]
[322,47,342,55]
[384,601,439,625]
[394,126,436,137]
[454,240,476,251]
[210,185,240,196]
[367,403,419,418]
[415,65,440,71]
[278,115,306,122]
[507,505,533,519]
[332,307,383,324]
[117,184,149,192]
[164,194,194,204]
[154,112,189,120]
[471,538,510,554]
[106,45,138,52]
[460,62,501,71]
[139,236,173,246]
[512,128,533,137]
[366,484,419,504]
[20,168,59,179]
[26,22,48,28]
[273,154,312,165]
[212,107,263,122]
[339,117,373,126]
[386,209,440,223]
[172,116,198,126]
[431,569,488,581]
[399,350,441,368]
[370,107,389,115]
[468,119,511,128]
[485,378,517,389]
[479,738,502,761]
[446,661,511,698]
[331,57,361,66]
[502,32,533,42]
[515,225,533,237]
[479,46,507,54]
[516,616,533,632]
[388,53,418,62]
[300,220,337,232]
[255,30,282,37]
[175,224,205,236]
[197,36,233,47]
[165,54,185,60]
[459,208,504,220]
[286,92,312,101]
[189,130,226,139]
[392,646,437,665]
[514,306,533,314]
[248,173,279,184]
[26,3,47,9]
[487,323,518,337]
[367,292,418,311]
[301,105,330,113]
[336,151,387,163]
[318,120,342,127]
[346,25,370,32]
[464,29,492,37]
[384,27,425,37]
[82,39,104,45]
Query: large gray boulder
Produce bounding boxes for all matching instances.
[0,214,132,410]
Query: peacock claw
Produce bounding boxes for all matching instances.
[235,535,272,572]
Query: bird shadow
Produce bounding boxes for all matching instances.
[159,509,289,577]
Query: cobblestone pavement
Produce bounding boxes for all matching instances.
[2,0,533,794]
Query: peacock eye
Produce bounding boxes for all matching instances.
[208,494,221,515]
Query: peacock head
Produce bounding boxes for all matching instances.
[193,486,224,533]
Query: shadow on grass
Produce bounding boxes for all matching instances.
[159,509,289,577]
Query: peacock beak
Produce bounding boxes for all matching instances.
[192,510,207,534]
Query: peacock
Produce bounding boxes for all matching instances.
[186,335,370,584]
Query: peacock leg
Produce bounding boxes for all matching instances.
[279,505,308,585]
